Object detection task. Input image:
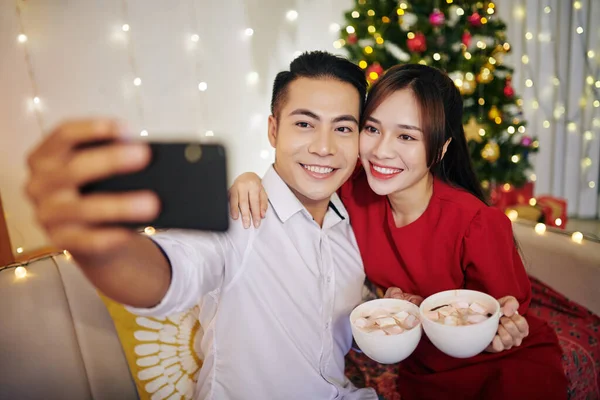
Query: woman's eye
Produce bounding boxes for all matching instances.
[365,126,379,134]
[399,134,415,141]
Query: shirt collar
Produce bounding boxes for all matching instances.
[262,165,349,225]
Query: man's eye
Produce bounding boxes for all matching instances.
[336,127,353,133]
[296,122,311,128]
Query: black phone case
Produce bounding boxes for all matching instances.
[81,142,229,232]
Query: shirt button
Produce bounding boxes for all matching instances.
[325,322,330,329]
[327,276,331,283]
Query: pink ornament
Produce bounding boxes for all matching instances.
[407,32,427,53]
[468,12,482,27]
[462,31,472,47]
[521,136,533,147]
[347,33,357,44]
[429,9,445,27]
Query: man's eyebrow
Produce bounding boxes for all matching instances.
[332,115,359,124]
[366,116,422,131]
[289,109,359,125]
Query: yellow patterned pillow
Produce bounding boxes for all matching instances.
[99,293,203,400]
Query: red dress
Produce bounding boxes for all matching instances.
[339,168,568,400]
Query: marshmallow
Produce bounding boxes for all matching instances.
[467,314,488,324]
[375,317,397,327]
[393,311,409,322]
[383,325,404,335]
[444,316,459,326]
[369,308,390,319]
[404,314,418,329]
[455,301,470,309]
[368,329,387,336]
[354,318,369,329]
[469,302,487,314]
[437,305,455,317]
[425,311,439,321]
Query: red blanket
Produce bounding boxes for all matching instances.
[345,276,600,400]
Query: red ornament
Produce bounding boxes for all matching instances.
[347,33,358,44]
[429,9,445,27]
[407,32,427,53]
[462,31,472,47]
[467,12,482,27]
[366,62,384,82]
[504,77,514,98]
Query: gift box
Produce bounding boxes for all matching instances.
[489,181,534,209]
[506,196,568,229]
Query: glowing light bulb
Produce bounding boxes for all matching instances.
[191,34,200,42]
[18,34,27,43]
[346,26,355,34]
[140,130,148,137]
[571,232,583,244]
[63,250,72,260]
[576,27,584,34]
[198,82,208,91]
[525,32,533,40]
[15,266,27,279]
[245,28,254,36]
[144,226,156,235]
[33,97,40,104]
[544,6,551,13]
[122,24,130,32]
[506,209,518,221]
[584,131,593,141]
[511,155,520,163]
[205,130,214,137]
[433,53,441,61]
[535,223,546,235]
[525,79,533,87]
[555,218,562,227]
[133,77,142,86]
[16,247,24,254]
[329,23,340,33]
[529,198,537,206]
[286,10,298,21]
[543,120,550,128]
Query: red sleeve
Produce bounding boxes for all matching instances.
[461,206,532,314]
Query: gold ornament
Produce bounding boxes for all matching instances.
[488,105,501,120]
[477,66,494,84]
[464,117,485,143]
[481,142,500,162]
[460,74,477,95]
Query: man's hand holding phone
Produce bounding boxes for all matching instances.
[26,119,160,261]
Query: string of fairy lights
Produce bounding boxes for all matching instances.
[514,1,599,192]
[7,0,599,270]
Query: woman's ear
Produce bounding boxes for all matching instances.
[440,138,452,160]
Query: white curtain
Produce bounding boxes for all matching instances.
[496,0,600,218]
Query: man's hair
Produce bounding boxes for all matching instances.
[270,51,367,119]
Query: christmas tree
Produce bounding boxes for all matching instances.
[339,0,538,190]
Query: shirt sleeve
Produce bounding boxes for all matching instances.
[461,206,532,314]
[126,229,229,318]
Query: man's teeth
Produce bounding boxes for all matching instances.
[304,164,334,174]
[373,165,401,174]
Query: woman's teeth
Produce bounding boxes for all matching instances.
[373,165,401,174]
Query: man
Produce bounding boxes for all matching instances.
[26,51,377,399]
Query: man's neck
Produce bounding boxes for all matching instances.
[387,173,434,228]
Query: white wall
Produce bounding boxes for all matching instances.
[1,0,598,255]
[0,0,352,253]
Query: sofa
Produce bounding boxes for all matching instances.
[0,222,598,400]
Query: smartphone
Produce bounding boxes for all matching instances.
[80,141,229,232]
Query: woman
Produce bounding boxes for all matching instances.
[230,64,567,399]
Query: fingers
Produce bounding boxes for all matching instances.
[384,287,403,299]
[499,316,523,346]
[49,224,136,257]
[228,189,240,220]
[237,190,252,229]
[259,188,268,219]
[498,296,519,317]
[38,191,160,226]
[511,313,529,337]
[248,184,262,228]
[497,325,514,350]
[405,294,424,306]
[486,335,504,353]
[28,119,124,172]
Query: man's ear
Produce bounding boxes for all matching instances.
[440,138,452,160]
[268,115,278,148]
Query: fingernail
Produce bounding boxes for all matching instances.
[243,218,249,228]
[254,219,260,228]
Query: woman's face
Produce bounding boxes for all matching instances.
[360,88,430,196]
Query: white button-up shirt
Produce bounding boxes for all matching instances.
[129,166,378,400]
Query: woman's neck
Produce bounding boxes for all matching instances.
[387,173,434,228]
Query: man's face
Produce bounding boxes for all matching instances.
[268,77,360,204]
